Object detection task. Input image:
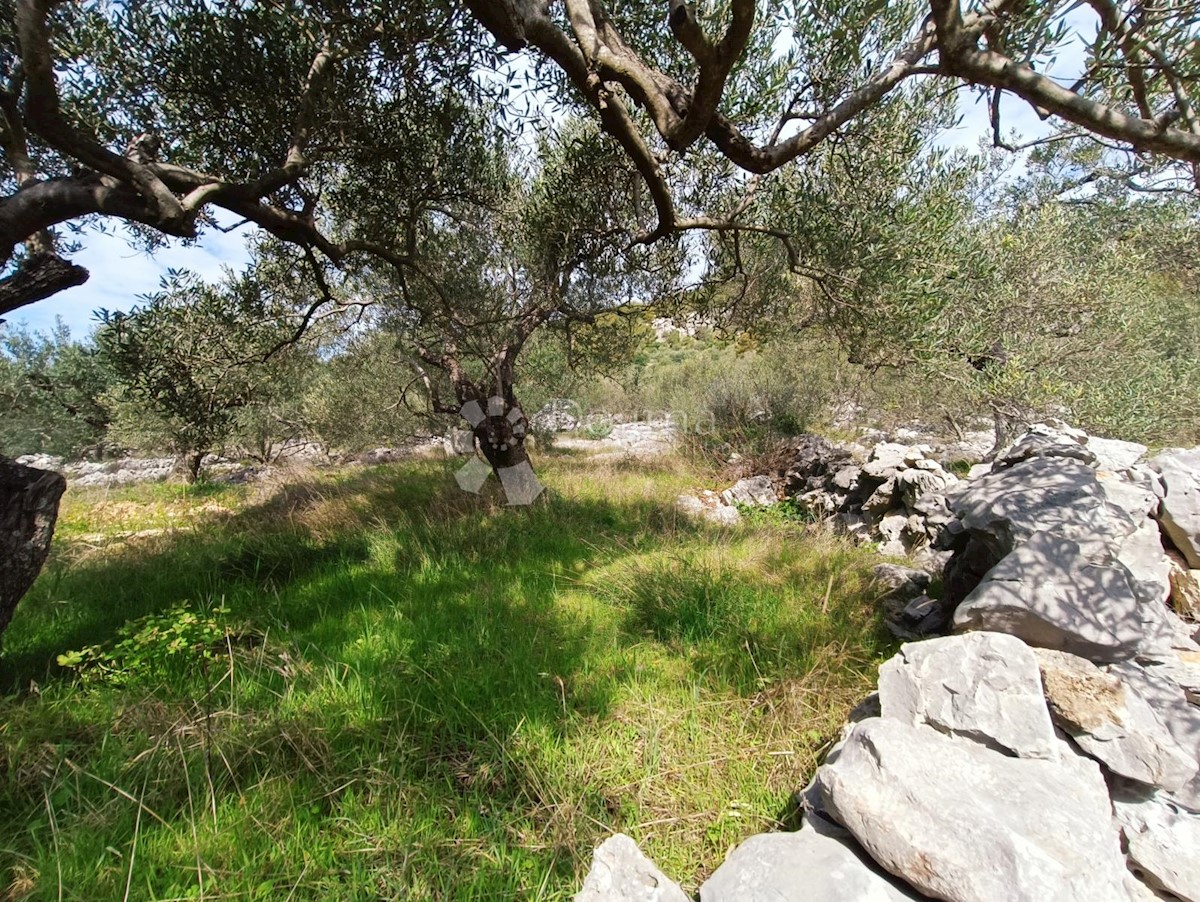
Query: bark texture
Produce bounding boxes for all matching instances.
[0,455,66,644]
[0,252,89,316]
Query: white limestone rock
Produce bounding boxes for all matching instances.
[575,834,689,902]
[1034,649,1196,790]
[1109,662,1200,812]
[699,822,924,902]
[814,718,1130,902]
[720,475,777,508]
[1113,793,1200,902]
[1151,448,1200,568]
[879,632,1057,759]
[1088,436,1149,473]
[952,532,1182,662]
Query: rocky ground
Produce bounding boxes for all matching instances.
[13,402,678,489]
[589,422,1200,902]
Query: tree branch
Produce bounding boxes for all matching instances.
[14,0,188,229]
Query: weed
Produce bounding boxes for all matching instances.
[580,421,614,441]
[946,458,975,478]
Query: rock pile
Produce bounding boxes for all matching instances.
[559,419,678,460]
[675,433,964,556]
[531,399,580,433]
[788,438,960,560]
[581,423,1200,902]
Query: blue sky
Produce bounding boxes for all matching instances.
[7,218,253,338]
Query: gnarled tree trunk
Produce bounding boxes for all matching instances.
[453,382,544,505]
[0,456,66,644]
[176,450,204,484]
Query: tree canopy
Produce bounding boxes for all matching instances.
[95,271,302,480]
[0,0,1197,318]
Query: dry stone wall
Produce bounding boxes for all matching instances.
[593,423,1200,902]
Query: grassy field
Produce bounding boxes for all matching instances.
[1,453,895,900]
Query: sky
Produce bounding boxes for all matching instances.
[7,217,253,337]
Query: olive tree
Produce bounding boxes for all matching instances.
[96,271,302,481]
[301,120,683,475]
[0,318,112,457]
[0,0,1197,319]
[466,0,1200,243]
[0,0,491,314]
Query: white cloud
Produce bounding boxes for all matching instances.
[7,214,253,339]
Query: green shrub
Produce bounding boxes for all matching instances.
[581,421,614,440]
[57,603,250,687]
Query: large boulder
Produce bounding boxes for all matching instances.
[952,532,1185,662]
[1109,662,1200,811]
[676,491,740,526]
[814,718,1130,902]
[1151,448,1200,568]
[699,819,924,901]
[951,457,1138,562]
[1088,436,1149,474]
[720,475,777,507]
[1112,792,1200,901]
[878,633,1057,759]
[1034,649,1196,790]
[574,834,689,902]
[992,421,1095,470]
[531,399,580,433]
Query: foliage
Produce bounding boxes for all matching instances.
[55,603,243,688]
[0,319,113,458]
[568,331,843,457]
[95,270,305,477]
[2,0,1198,325]
[301,328,430,452]
[970,198,1200,444]
[580,421,614,441]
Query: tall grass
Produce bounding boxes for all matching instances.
[1,455,894,900]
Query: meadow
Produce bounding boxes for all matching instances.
[1,453,894,900]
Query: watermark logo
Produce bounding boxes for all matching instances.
[454,396,545,506]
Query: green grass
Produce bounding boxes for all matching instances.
[0,454,895,900]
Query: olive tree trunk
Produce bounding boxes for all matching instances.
[0,456,66,644]
[178,450,204,484]
[454,386,544,505]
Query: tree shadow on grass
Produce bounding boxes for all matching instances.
[0,458,697,684]
[0,457,897,898]
[0,458,726,896]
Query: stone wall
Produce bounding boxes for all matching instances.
[589,424,1200,902]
